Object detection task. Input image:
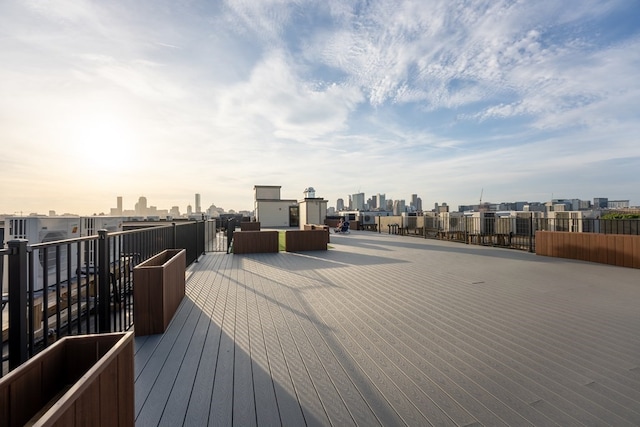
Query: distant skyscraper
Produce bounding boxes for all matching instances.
[187,204,193,216]
[410,194,423,212]
[195,193,201,213]
[393,200,406,215]
[135,196,148,216]
[377,194,386,211]
[386,199,393,211]
[336,198,345,211]
[117,196,123,215]
[593,198,608,209]
[352,193,365,211]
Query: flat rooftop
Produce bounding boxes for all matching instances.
[134,231,640,426]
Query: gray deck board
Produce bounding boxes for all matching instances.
[184,255,231,426]
[245,268,283,426]
[135,231,640,426]
[157,257,224,426]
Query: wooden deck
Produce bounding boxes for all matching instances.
[134,232,640,426]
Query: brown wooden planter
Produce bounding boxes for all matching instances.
[303,224,330,243]
[240,222,261,231]
[536,231,640,269]
[232,231,279,254]
[285,230,328,252]
[133,249,186,336]
[0,332,134,427]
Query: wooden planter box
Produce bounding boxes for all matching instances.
[133,249,186,336]
[0,332,134,427]
[232,231,279,254]
[303,224,330,243]
[536,231,640,269]
[240,222,261,231]
[285,230,328,252]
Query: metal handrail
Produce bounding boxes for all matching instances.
[1,220,213,376]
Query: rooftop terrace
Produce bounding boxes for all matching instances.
[134,231,640,426]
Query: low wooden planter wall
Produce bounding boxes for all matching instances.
[325,220,360,230]
[134,249,186,336]
[536,231,640,269]
[286,230,328,252]
[233,231,279,254]
[326,219,340,228]
[240,222,260,231]
[303,224,330,241]
[0,332,134,427]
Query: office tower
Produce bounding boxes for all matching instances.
[393,200,406,215]
[386,199,393,211]
[117,196,123,215]
[411,194,418,210]
[352,193,365,211]
[195,193,201,214]
[135,196,148,216]
[593,198,608,209]
[336,198,345,211]
[410,194,422,211]
[371,195,378,209]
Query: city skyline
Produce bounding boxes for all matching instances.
[2,190,633,219]
[1,1,639,214]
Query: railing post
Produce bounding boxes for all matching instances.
[172,222,177,249]
[464,218,469,244]
[226,218,235,254]
[195,221,203,261]
[8,239,29,369]
[97,230,111,333]
[529,213,534,253]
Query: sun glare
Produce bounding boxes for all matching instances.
[70,115,138,173]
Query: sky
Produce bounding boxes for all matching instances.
[1,0,639,215]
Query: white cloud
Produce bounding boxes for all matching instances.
[0,0,638,213]
[215,50,364,142]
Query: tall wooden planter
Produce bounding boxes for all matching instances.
[133,249,186,336]
[240,222,261,231]
[286,230,328,252]
[232,231,279,254]
[0,332,134,427]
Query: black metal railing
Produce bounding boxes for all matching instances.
[1,220,215,376]
[381,216,640,252]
